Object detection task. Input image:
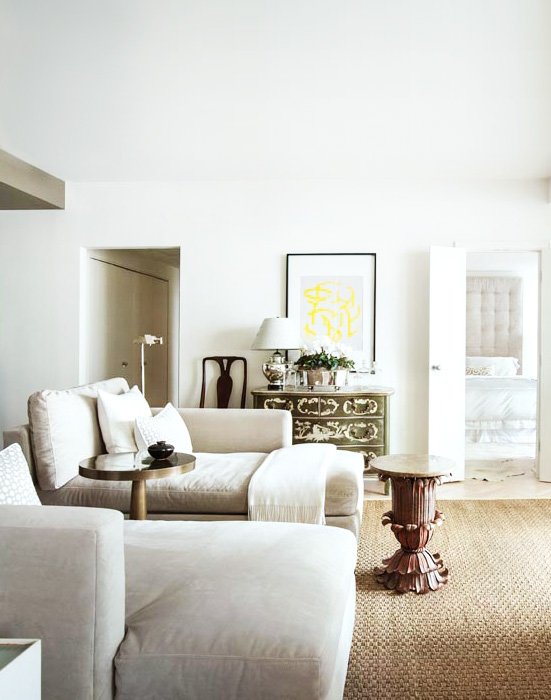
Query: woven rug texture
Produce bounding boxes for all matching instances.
[344,499,551,700]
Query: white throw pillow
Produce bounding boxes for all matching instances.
[97,385,152,453]
[135,403,193,453]
[0,443,41,505]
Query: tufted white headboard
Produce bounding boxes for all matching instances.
[466,275,523,371]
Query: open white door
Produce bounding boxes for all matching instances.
[538,247,551,481]
[428,246,466,480]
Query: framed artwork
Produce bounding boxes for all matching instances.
[286,253,376,364]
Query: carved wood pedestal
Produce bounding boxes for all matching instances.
[372,454,454,594]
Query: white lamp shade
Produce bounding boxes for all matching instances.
[251,317,301,351]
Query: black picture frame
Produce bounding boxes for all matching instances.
[286,253,377,364]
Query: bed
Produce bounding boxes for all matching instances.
[465,374,537,444]
[465,275,537,447]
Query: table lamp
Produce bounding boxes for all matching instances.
[251,317,301,389]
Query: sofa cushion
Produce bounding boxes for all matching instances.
[0,444,41,505]
[28,377,130,490]
[39,452,268,515]
[38,450,363,519]
[135,402,193,453]
[97,385,151,454]
[116,520,357,700]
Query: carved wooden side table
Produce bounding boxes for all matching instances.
[372,454,453,594]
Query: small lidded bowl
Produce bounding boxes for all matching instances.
[147,440,175,460]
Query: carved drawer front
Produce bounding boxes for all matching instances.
[255,395,296,412]
[295,397,321,416]
[318,397,340,416]
[338,396,384,417]
[292,418,384,446]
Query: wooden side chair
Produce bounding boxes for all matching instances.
[199,356,247,408]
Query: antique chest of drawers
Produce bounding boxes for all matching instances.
[251,386,393,478]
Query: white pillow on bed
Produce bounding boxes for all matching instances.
[466,356,519,377]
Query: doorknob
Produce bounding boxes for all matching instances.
[121,361,128,368]
[431,365,441,371]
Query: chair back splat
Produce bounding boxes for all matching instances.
[200,356,247,408]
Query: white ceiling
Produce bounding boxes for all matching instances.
[1,0,551,182]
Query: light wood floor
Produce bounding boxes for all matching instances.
[364,470,551,500]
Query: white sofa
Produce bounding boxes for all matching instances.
[4,378,364,535]
[0,504,357,700]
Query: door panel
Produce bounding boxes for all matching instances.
[428,246,466,480]
[538,248,551,481]
[86,259,168,406]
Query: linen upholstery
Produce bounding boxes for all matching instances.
[28,377,130,490]
[116,520,357,700]
[324,449,363,517]
[170,408,293,453]
[38,450,362,518]
[0,505,125,700]
[4,402,363,535]
[40,452,267,514]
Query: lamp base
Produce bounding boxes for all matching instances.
[262,357,292,390]
[267,382,285,390]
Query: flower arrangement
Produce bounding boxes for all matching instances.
[295,337,355,371]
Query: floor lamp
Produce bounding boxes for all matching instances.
[133,334,163,398]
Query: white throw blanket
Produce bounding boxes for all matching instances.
[248,443,335,525]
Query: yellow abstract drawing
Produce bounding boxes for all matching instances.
[302,279,362,344]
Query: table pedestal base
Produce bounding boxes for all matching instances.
[130,481,147,520]
[375,547,448,594]
[375,474,449,594]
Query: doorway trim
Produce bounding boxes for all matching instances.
[79,246,181,406]
[454,239,550,481]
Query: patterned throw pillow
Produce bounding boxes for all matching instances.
[0,443,41,505]
[465,366,495,376]
[135,403,193,453]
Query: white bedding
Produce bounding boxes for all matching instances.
[465,376,537,444]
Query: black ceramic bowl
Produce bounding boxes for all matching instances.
[147,440,175,460]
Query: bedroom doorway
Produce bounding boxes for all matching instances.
[464,251,539,484]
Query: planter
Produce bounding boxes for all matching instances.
[302,368,349,387]
[304,369,332,386]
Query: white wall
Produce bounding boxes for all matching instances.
[1,178,550,455]
[466,251,540,376]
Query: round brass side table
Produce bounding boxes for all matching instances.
[79,451,195,520]
[371,454,453,594]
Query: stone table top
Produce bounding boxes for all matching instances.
[371,453,455,479]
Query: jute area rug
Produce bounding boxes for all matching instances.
[344,499,551,700]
